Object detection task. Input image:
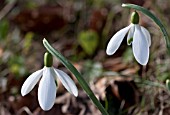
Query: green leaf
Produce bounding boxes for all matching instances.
[23,32,34,52]
[122,3,170,54]
[78,30,99,55]
[8,55,26,76]
[0,20,9,40]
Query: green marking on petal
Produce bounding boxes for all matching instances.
[128,37,133,44]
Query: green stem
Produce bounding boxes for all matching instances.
[122,3,170,54]
[43,38,109,115]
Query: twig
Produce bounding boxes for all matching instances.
[0,0,17,21]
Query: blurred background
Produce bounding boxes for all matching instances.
[0,0,170,115]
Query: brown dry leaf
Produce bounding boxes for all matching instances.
[121,66,139,75]
[88,8,108,34]
[0,47,3,57]
[33,105,64,115]
[54,91,101,115]
[163,107,170,115]
[8,94,38,113]
[103,58,128,72]
[11,5,68,34]
[0,103,11,115]
[94,76,140,114]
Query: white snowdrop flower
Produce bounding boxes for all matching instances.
[106,11,151,65]
[21,52,78,111]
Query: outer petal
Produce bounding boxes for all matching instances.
[133,25,149,65]
[54,68,78,97]
[127,24,135,45]
[141,26,151,47]
[106,24,132,55]
[38,67,57,111]
[21,69,43,96]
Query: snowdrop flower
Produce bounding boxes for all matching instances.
[21,52,78,111]
[106,11,151,65]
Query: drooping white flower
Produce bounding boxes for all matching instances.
[106,11,151,65]
[21,52,78,111]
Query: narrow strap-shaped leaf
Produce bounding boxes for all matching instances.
[43,38,109,115]
[122,3,170,54]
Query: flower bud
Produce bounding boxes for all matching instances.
[131,11,139,24]
[44,52,53,67]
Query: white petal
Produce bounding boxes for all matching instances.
[141,26,151,47]
[38,67,57,111]
[21,69,43,96]
[106,24,132,55]
[54,68,78,97]
[133,25,149,65]
[127,24,135,45]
